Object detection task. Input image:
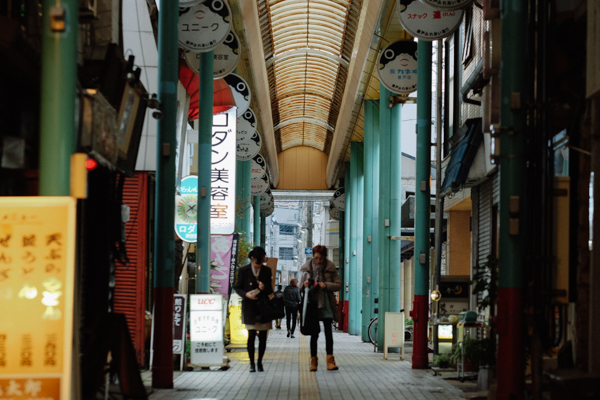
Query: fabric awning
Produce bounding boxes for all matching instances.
[179,62,236,119]
[441,119,483,194]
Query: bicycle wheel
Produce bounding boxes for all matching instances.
[367,318,378,345]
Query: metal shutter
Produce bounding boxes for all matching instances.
[477,177,493,267]
[114,172,148,366]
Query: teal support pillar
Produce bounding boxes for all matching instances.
[348,144,359,335]
[151,0,178,388]
[235,160,252,243]
[196,52,214,295]
[356,143,364,338]
[39,0,78,195]
[496,1,527,397]
[260,212,266,248]
[412,40,432,369]
[338,211,345,305]
[390,102,402,315]
[371,101,380,321]
[344,163,351,329]
[377,86,402,350]
[362,101,375,341]
[253,196,261,245]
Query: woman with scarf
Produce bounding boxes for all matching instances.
[299,244,341,371]
[234,246,273,372]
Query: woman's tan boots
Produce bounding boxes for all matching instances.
[310,357,318,371]
[326,355,339,371]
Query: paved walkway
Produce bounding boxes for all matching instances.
[149,323,464,400]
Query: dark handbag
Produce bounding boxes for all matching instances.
[258,292,285,323]
[299,286,321,336]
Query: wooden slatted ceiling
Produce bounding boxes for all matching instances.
[114,172,149,366]
[259,0,362,154]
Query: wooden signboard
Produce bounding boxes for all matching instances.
[265,257,278,290]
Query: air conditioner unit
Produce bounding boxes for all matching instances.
[79,0,97,19]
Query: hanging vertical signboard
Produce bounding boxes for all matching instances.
[185,30,241,79]
[227,233,240,297]
[0,197,76,400]
[173,294,188,371]
[223,74,251,117]
[175,175,198,243]
[179,0,232,53]
[211,109,237,235]
[190,294,224,365]
[397,0,463,41]
[377,40,418,95]
[210,234,237,299]
[421,0,472,11]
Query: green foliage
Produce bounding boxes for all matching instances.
[236,233,252,267]
[450,336,496,367]
[470,254,498,312]
[405,318,413,326]
[433,353,450,367]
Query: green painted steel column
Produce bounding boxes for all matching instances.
[39,0,78,195]
[152,0,178,388]
[356,143,364,338]
[377,85,392,350]
[349,143,360,335]
[260,212,266,248]
[390,102,402,315]
[338,211,345,305]
[496,1,527,397]
[371,101,380,321]
[344,163,351,329]
[362,101,375,341]
[235,160,252,243]
[253,196,261,245]
[412,40,432,369]
[196,52,214,294]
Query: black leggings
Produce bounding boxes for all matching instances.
[310,318,333,357]
[286,307,298,334]
[247,330,268,364]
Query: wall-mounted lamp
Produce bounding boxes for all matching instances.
[50,6,66,32]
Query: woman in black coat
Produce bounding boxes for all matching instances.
[234,246,273,372]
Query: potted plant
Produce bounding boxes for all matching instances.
[433,353,451,369]
[450,336,483,372]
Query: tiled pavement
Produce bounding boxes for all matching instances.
[148,323,465,400]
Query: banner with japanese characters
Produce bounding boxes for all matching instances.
[173,294,188,371]
[210,234,238,299]
[397,0,463,41]
[211,109,237,235]
[0,197,76,400]
[377,40,418,94]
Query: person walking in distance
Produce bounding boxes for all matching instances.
[299,245,341,371]
[274,285,284,329]
[234,247,273,372]
[283,279,301,338]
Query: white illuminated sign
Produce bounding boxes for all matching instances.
[190,294,224,365]
[211,109,237,235]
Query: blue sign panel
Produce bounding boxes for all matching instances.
[305,248,313,255]
[175,176,198,242]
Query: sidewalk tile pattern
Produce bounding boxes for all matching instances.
[149,323,464,400]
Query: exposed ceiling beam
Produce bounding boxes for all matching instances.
[325,0,385,188]
[265,48,349,68]
[239,0,280,187]
[274,118,335,132]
